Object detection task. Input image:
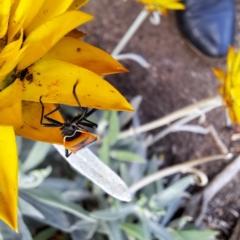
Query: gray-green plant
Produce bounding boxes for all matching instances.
[0,96,218,240]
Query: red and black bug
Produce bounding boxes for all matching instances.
[40,81,99,157]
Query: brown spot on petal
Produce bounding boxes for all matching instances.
[26,74,33,83]
[76,48,81,52]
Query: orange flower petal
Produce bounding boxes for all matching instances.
[42,37,128,75]
[0,79,22,128]
[212,68,225,83]
[18,11,93,70]
[0,125,18,231]
[22,59,133,111]
[15,101,63,144]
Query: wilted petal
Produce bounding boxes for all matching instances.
[25,0,74,35]
[15,101,63,144]
[0,125,18,231]
[18,11,93,70]
[42,37,128,75]
[22,59,133,111]
[0,79,22,128]
[0,0,11,38]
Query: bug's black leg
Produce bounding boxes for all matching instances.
[78,119,98,129]
[78,121,98,129]
[40,96,63,127]
[73,81,84,115]
[85,108,97,118]
[73,81,98,124]
[70,108,88,124]
[65,149,72,157]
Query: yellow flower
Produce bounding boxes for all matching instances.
[137,0,185,15]
[0,0,133,231]
[213,46,240,123]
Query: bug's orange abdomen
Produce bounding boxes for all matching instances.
[63,129,99,153]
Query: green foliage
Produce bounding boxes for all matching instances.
[0,96,218,240]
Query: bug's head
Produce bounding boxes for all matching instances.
[62,125,77,137]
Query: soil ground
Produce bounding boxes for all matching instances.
[82,1,240,239]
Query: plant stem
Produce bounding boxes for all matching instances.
[129,153,232,194]
[111,7,149,56]
[119,95,222,139]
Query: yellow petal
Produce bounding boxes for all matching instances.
[0,125,18,231]
[233,50,240,73]
[8,0,32,42]
[65,29,86,39]
[212,68,225,83]
[15,101,63,144]
[0,79,23,128]
[157,7,168,15]
[22,59,134,111]
[42,37,128,75]
[231,101,240,123]
[18,11,93,70]
[0,0,11,38]
[164,2,185,9]
[227,46,235,72]
[0,46,24,82]
[22,0,44,29]
[25,0,74,35]
[68,0,89,10]
[0,28,23,67]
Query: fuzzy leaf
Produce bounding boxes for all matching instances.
[110,150,146,163]
[120,223,145,240]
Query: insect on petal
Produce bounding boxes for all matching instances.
[15,101,63,144]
